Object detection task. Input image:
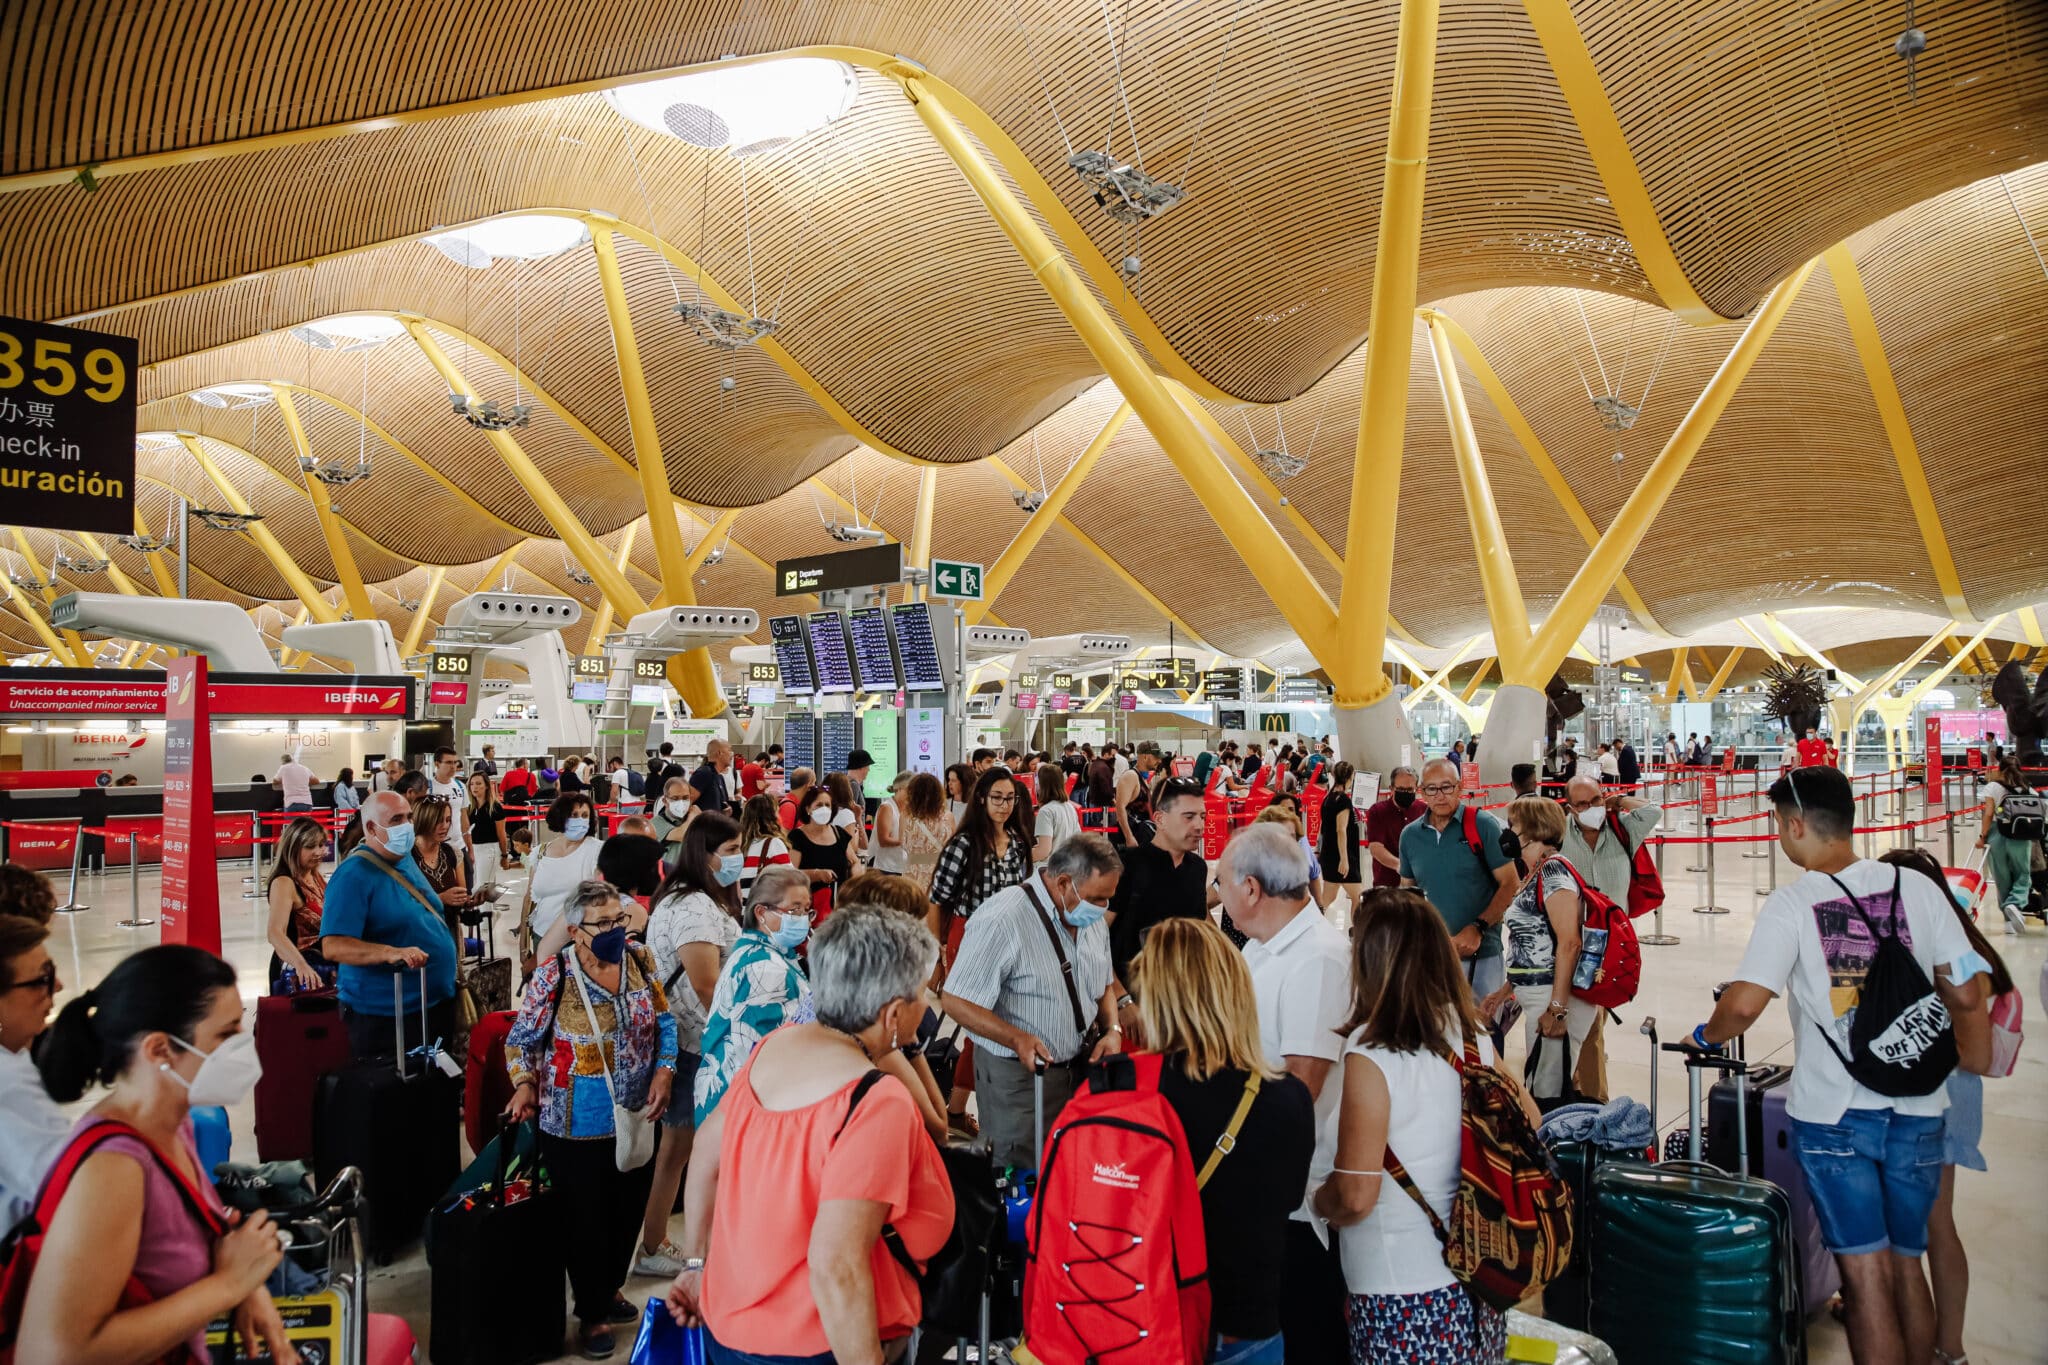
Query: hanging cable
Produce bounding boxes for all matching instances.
[1573,292,1612,398]
[622,122,688,307]
[1174,0,1246,189]
[1099,0,1146,166]
[737,155,761,317]
[1011,0,1078,157]
[2003,174,2048,283]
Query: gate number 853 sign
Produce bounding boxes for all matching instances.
[0,315,137,534]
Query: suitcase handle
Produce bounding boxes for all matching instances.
[1661,1044,1748,1169]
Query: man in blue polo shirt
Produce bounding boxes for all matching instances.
[319,789,458,1059]
[1400,757,1520,1010]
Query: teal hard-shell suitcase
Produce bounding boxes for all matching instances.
[1586,1051,1804,1365]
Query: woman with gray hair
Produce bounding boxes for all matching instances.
[691,863,816,1127]
[505,878,678,1359]
[665,904,954,1364]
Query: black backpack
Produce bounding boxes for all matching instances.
[1814,866,1957,1097]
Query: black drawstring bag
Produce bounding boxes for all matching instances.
[1814,866,1957,1097]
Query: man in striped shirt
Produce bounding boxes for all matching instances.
[941,834,1130,1168]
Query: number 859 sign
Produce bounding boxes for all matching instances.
[0,314,137,534]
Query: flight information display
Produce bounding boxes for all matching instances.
[768,615,817,698]
[783,714,818,776]
[889,602,945,693]
[806,611,857,695]
[819,712,858,775]
[848,607,900,693]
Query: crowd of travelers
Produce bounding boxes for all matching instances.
[0,731,2026,1365]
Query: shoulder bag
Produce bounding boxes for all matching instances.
[1020,881,1105,1063]
[564,949,658,1171]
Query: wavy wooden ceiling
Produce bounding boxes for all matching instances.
[0,2,2045,666]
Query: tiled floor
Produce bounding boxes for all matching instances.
[28,809,2048,1364]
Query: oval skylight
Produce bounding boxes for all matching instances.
[423,214,591,269]
[605,59,856,156]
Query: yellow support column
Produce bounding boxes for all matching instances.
[8,529,89,666]
[1699,647,1746,702]
[1461,657,1496,703]
[1659,647,1692,704]
[404,320,647,622]
[909,467,939,601]
[131,507,181,598]
[882,68,1340,679]
[589,228,725,717]
[272,385,375,621]
[1521,262,1816,683]
[399,566,450,659]
[68,533,143,598]
[176,434,341,624]
[2,576,79,665]
[968,403,1132,625]
[1423,311,1530,679]
[275,604,311,669]
[582,525,639,656]
[1336,0,1443,704]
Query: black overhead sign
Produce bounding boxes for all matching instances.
[775,542,903,596]
[0,315,137,533]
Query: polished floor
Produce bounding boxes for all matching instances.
[26,804,2048,1364]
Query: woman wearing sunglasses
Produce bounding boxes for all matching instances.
[0,865,69,1234]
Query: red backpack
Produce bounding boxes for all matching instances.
[1610,819,1665,920]
[1550,857,1642,1010]
[1013,1053,1211,1365]
[0,1120,226,1365]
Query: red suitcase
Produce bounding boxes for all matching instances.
[463,1009,517,1155]
[253,988,354,1161]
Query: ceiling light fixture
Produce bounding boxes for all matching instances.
[606,59,856,156]
[825,521,886,544]
[299,451,372,487]
[1255,448,1306,479]
[289,314,410,351]
[193,508,264,533]
[673,302,778,349]
[55,553,109,574]
[1068,150,1185,225]
[449,394,532,430]
[189,383,275,410]
[116,532,172,553]
[423,215,591,270]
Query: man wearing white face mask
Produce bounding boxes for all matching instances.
[942,833,1128,1169]
[320,789,459,1059]
[1559,775,1661,1100]
[653,776,697,873]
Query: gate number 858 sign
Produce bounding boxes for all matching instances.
[0,315,137,534]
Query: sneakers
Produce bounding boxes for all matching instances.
[2002,904,2027,936]
[579,1325,616,1360]
[633,1239,688,1277]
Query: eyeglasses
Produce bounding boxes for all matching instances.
[3,963,57,994]
[580,916,629,934]
[984,792,1016,805]
[1419,782,1459,796]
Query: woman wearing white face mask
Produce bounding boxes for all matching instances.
[791,786,855,922]
[693,866,816,1128]
[21,946,297,1365]
[636,812,746,1278]
[519,792,606,981]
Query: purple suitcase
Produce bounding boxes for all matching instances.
[1706,1062,1841,1316]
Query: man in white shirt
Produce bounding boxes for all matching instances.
[272,751,318,812]
[1226,822,1351,1362]
[1690,766,1989,1365]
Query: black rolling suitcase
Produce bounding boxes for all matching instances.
[429,1123,567,1365]
[313,970,461,1262]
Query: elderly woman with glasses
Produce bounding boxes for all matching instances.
[666,904,954,1365]
[692,864,817,1129]
[506,879,677,1360]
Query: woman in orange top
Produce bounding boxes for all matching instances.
[666,904,953,1365]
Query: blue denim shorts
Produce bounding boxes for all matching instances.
[660,1052,702,1129]
[1790,1108,1946,1257]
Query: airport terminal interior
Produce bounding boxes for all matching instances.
[1,0,2046,1362]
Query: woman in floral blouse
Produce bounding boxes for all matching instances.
[506,879,678,1360]
[692,865,813,1127]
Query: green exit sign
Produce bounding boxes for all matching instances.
[930,559,984,601]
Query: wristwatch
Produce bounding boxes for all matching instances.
[1546,1002,1570,1019]
[1116,993,1136,1010]
[680,1257,706,1273]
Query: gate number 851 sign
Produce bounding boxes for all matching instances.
[0,315,138,534]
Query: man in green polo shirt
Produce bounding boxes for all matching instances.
[1399,758,1520,1009]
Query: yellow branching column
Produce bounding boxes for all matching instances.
[1331,0,1441,773]
[272,385,374,621]
[176,435,341,624]
[589,227,725,718]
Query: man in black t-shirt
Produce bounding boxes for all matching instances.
[1108,778,1214,979]
[1060,741,1086,779]
[689,738,735,817]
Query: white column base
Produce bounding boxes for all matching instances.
[1332,692,1419,780]
[1478,683,1549,789]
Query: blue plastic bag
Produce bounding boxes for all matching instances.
[192,1105,231,1176]
[629,1296,705,1365]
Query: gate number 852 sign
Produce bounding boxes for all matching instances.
[0,315,138,534]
